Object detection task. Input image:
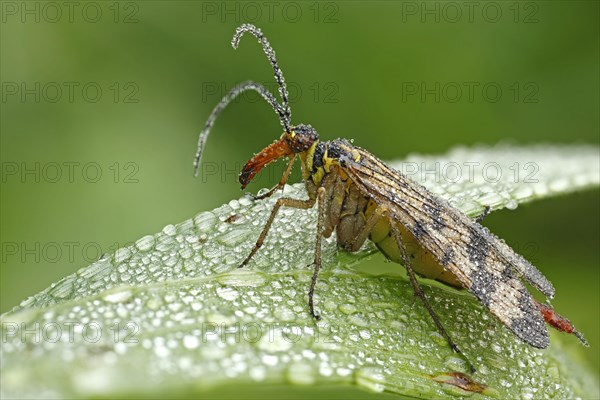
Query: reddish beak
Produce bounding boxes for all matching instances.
[239,137,292,189]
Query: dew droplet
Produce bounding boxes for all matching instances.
[239,196,253,206]
[217,229,251,246]
[135,235,155,252]
[216,269,266,287]
[348,314,369,328]
[79,259,113,279]
[505,199,518,210]
[162,224,177,236]
[274,307,296,322]
[429,331,447,346]
[48,277,75,299]
[215,287,238,302]
[183,335,200,349]
[103,288,133,303]
[146,296,162,310]
[261,354,279,366]
[194,212,217,232]
[114,247,133,263]
[444,356,469,373]
[339,303,358,315]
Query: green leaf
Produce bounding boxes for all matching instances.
[1,144,598,399]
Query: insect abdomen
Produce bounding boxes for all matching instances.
[365,202,463,287]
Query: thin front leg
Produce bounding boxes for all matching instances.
[239,193,316,267]
[308,186,328,320]
[252,155,297,200]
[389,222,475,373]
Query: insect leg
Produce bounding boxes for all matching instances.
[308,186,328,320]
[239,194,316,268]
[322,175,345,238]
[251,155,296,201]
[475,205,491,223]
[342,205,388,252]
[389,222,476,373]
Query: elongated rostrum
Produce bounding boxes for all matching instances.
[194,24,587,370]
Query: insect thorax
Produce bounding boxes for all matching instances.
[302,139,353,186]
[301,140,370,243]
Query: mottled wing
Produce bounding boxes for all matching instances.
[340,144,551,348]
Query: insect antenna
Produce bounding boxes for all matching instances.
[193,81,287,176]
[233,24,292,126]
[194,24,293,177]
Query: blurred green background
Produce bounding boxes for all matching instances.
[1,0,598,387]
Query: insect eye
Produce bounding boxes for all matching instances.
[286,124,318,153]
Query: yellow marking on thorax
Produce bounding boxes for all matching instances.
[301,140,318,181]
[312,166,326,185]
[323,150,336,173]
